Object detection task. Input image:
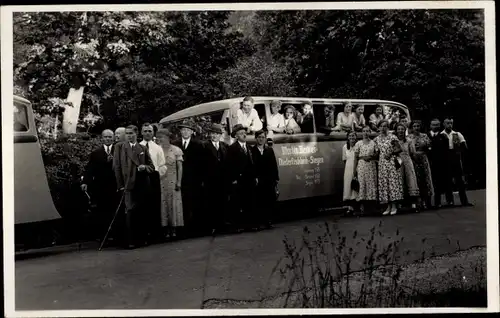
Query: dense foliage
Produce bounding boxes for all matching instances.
[14,9,486,216]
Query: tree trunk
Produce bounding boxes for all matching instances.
[62,86,85,134]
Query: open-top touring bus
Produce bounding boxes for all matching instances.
[159,97,410,210]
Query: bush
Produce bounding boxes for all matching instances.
[40,133,101,220]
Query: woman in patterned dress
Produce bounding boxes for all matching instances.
[342,131,359,214]
[156,128,184,239]
[353,126,378,215]
[374,120,404,215]
[407,120,434,210]
[395,123,420,212]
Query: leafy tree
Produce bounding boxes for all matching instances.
[14,11,252,133]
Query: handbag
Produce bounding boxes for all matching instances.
[351,177,360,192]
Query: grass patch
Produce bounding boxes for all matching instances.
[269,221,486,308]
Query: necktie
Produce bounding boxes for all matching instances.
[146,142,150,150]
[215,142,219,151]
[183,141,187,150]
[243,145,247,154]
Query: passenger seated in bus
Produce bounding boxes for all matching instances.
[388,109,400,130]
[14,119,28,132]
[236,96,263,134]
[296,100,315,133]
[318,105,336,134]
[283,105,301,134]
[369,105,384,132]
[13,106,28,132]
[333,102,354,132]
[352,104,366,132]
[267,100,286,134]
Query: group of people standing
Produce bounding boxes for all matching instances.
[341,107,474,216]
[81,107,280,249]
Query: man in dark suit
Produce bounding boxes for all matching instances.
[227,124,258,232]
[174,121,204,235]
[113,125,155,249]
[202,123,230,234]
[427,118,448,208]
[81,129,117,240]
[251,130,280,230]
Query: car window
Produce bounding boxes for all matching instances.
[14,103,29,132]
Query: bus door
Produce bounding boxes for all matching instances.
[13,98,61,225]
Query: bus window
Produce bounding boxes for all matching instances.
[313,103,336,135]
[296,102,315,134]
[14,104,29,132]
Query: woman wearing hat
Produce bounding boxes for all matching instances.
[283,105,301,134]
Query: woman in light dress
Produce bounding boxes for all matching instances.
[407,120,434,210]
[156,128,184,239]
[342,131,358,214]
[374,120,404,215]
[283,105,301,134]
[352,104,366,132]
[333,102,354,132]
[353,126,378,215]
[395,123,420,212]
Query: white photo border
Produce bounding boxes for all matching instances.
[2,1,498,317]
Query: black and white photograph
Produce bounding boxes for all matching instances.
[2,1,498,316]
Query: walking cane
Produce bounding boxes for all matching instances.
[99,172,131,251]
[98,189,126,251]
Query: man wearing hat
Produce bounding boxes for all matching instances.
[227,124,258,232]
[201,123,230,234]
[174,121,205,235]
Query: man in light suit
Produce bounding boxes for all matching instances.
[227,124,258,232]
[81,129,117,241]
[113,125,155,249]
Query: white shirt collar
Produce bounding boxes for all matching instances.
[238,141,246,147]
[441,129,455,135]
[129,142,136,147]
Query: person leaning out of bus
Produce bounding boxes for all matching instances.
[236,96,263,134]
[296,100,315,133]
[333,102,354,132]
[267,100,286,134]
[369,105,384,132]
[374,120,404,216]
[282,105,301,134]
[251,130,280,230]
[353,126,379,215]
[342,131,359,214]
[352,104,366,132]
